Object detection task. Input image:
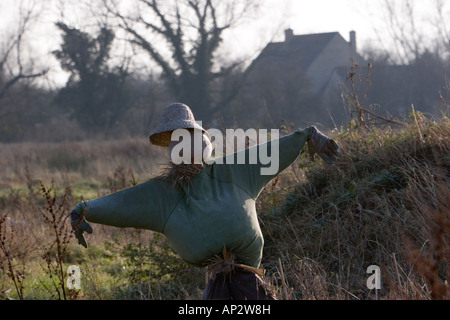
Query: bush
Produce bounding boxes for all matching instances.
[104,233,204,300]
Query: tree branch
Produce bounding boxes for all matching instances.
[0,69,48,101]
[141,0,191,75]
[0,1,48,101]
[125,25,180,94]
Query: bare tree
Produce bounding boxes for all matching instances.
[0,2,49,102]
[378,0,423,64]
[370,0,450,64]
[101,0,260,123]
[432,0,450,58]
[359,0,450,119]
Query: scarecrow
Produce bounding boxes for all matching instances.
[70,103,340,300]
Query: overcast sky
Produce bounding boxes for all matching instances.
[0,0,447,87]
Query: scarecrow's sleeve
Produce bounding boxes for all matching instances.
[72,177,180,233]
[212,127,313,199]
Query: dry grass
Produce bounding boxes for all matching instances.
[0,137,172,299]
[0,137,166,189]
[0,115,449,300]
[258,113,449,300]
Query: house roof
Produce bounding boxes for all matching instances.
[255,32,340,70]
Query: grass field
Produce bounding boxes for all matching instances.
[0,113,448,300]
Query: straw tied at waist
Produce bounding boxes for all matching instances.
[205,247,266,279]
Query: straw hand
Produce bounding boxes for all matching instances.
[307,126,340,164]
[70,209,93,248]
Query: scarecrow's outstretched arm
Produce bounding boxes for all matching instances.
[213,126,339,199]
[71,177,181,247]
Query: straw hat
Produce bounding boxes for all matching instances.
[149,103,207,147]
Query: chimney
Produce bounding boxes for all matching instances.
[349,30,356,52]
[285,28,294,42]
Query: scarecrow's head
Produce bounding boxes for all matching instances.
[149,103,212,164]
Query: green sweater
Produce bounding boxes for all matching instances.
[74,127,312,268]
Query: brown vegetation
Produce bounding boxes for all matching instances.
[258,113,449,300]
[0,114,449,300]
